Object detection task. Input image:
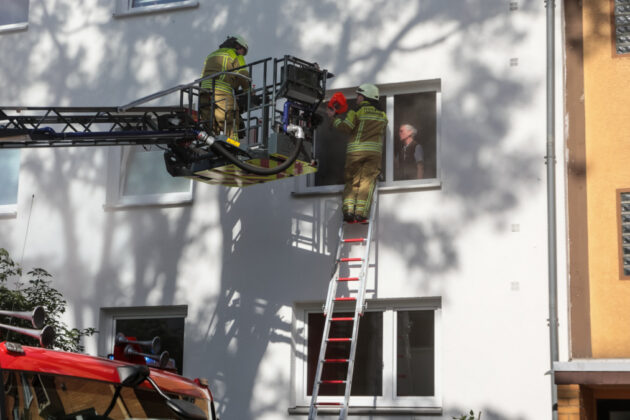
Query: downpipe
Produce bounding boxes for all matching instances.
[545,0,559,419]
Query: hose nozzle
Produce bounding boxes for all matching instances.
[197,131,215,146]
[285,124,305,140]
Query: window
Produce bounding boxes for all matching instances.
[295,80,441,194]
[114,0,198,17]
[597,399,630,419]
[99,305,187,375]
[617,189,630,278]
[0,150,20,216]
[105,145,193,209]
[0,0,29,33]
[307,312,383,397]
[614,0,630,55]
[292,298,441,413]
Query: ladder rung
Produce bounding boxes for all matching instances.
[338,276,359,282]
[320,380,346,384]
[343,238,365,243]
[327,337,351,342]
[339,257,362,262]
[316,402,343,406]
[345,219,369,225]
[324,359,349,363]
[331,317,354,322]
[334,297,356,301]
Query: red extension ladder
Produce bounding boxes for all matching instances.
[308,189,378,420]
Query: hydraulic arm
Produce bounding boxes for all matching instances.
[0,55,331,187]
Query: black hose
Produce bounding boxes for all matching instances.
[209,136,304,176]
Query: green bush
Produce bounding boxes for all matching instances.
[453,410,482,420]
[0,248,96,352]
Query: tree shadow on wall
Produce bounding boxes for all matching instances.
[3,0,547,418]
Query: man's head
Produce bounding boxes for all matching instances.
[399,124,417,145]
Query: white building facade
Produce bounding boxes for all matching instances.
[0,1,568,419]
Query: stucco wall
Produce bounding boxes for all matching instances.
[0,1,566,419]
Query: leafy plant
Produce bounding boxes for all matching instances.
[0,248,96,352]
[453,410,482,420]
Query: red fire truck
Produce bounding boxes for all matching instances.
[0,307,216,419]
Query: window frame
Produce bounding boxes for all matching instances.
[291,297,442,414]
[0,149,21,218]
[113,0,199,18]
[293,79,442,196]
[612,0,630,56]
[98,305,188,364]
[0,1,29,34]
[104,145,194,210]
[617,188,630,279]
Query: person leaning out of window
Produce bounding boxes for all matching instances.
[396,124,424,180]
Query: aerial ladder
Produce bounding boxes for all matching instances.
[309,189,378,420]
[0,56,331,187]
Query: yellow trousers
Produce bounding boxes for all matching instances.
[343,152,381,218]
[200,90,240,140]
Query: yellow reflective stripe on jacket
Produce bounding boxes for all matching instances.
[334,101,387,154]
[347,141,382,153]
[201,79,234,92]
[333,110,357,131]
[200,48,249,91]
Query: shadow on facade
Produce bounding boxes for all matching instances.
[1,0,547,418]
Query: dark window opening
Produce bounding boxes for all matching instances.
[307,311,383,396]
[115,317,185,374]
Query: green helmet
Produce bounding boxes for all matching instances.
[230,34,248,55]
[356,83,379,101]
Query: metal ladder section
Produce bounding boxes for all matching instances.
[308,189,378,420]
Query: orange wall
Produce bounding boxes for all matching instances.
[583,0,630,357]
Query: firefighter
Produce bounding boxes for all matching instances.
[199,35,250,140]
[326,84,388,222]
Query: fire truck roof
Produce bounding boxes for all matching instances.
[0,342,208,400]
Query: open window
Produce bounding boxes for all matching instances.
[295,80,441,194]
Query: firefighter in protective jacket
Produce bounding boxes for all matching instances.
[327,84,388,222]
[199,35,250,140]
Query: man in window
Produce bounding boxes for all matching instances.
[199,35,250,140]
[326,84,388,223]
[396,124,424,180]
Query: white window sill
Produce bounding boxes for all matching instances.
[0,204,17,219]
[0,23,28,34]
[288,406,442,416]
[103,193,193,211]
[291,179,442,197]
[113,1,199,18]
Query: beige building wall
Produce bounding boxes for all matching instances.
[581,0,630,358]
